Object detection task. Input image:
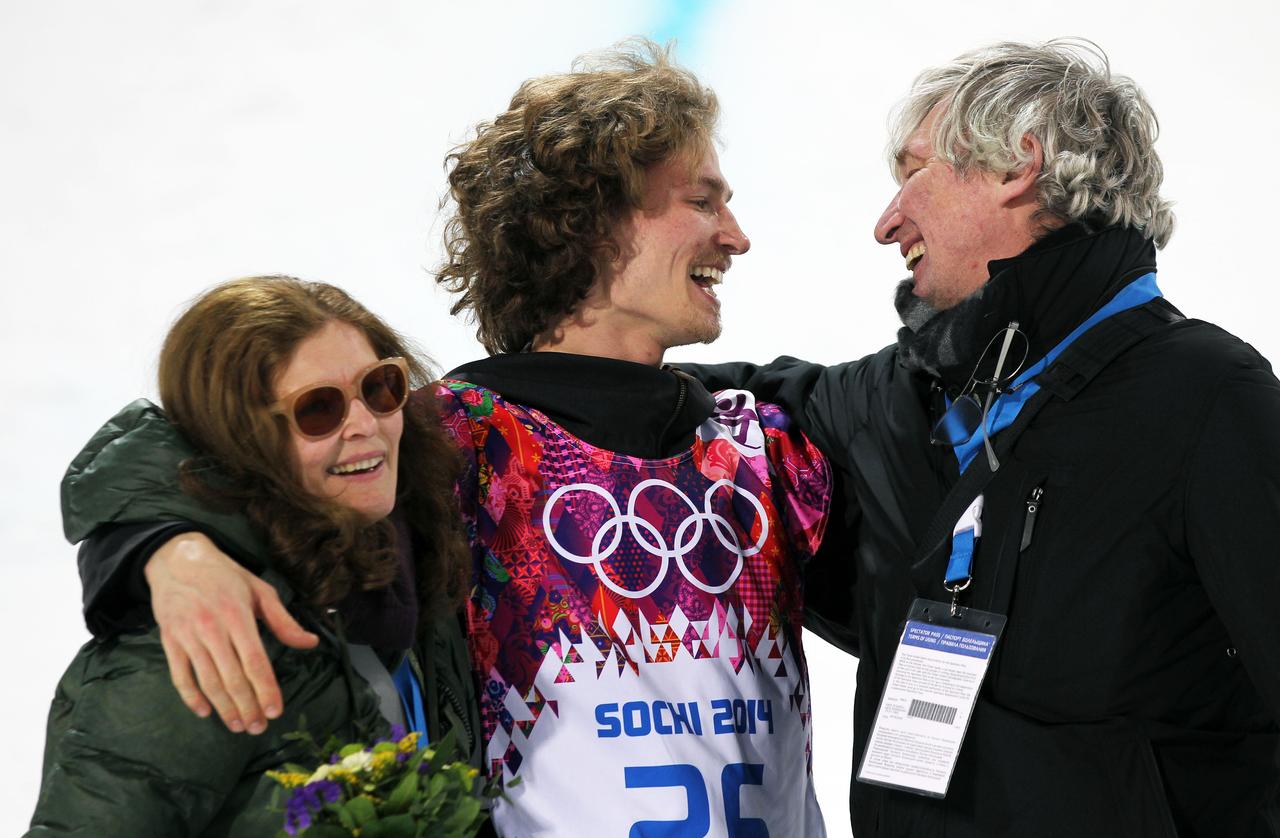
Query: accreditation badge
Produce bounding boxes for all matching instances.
[856,598,1006,798]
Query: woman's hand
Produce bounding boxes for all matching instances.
[144,532,319,734]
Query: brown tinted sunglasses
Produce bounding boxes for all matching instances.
[269,357,409,440]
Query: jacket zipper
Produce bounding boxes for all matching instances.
[655,372,690,450]
[420,617,476,752]
[1019,485,1044,552]
[438,677,475,747]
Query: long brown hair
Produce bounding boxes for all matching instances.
[158,276,468,617]
[437,38,719,354]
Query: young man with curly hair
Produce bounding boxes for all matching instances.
[69,41,834,837]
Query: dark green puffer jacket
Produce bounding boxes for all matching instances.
[28,400,482,836]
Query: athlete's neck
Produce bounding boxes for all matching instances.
[533,327,667,367]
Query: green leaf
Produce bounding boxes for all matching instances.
[438,796,483,834]
[359,813,416,838]
[301,826,350,838]
[385,770,419,811]
[372,741,398,754]
[339,743,366,758]
[331,801,357,831]
[424,728,461,772]
[433,728,460,756]
[415,787,446,820]
[426,750,449,774]
[321,733,344,755]
[346,795,378,826]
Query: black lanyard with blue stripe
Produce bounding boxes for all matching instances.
[942,273,1163,599]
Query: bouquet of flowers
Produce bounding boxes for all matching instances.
[266,726,504,837]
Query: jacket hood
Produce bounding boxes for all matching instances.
[63,400,426,649]
[62,399,268,564]
[444,351,717,459]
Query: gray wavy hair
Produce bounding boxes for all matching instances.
[888,39,1175,247]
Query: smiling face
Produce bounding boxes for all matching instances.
[274,320,403,523]
[874,104,1039,311]
[588,145,750,363]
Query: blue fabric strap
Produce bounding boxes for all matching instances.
[392,656,429,743]
[944,272,1162,586]
[953,272,1161,473]
[945,527,977,587]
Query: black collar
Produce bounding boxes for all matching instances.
[444,352,717,459]
[923,225,1158,391]
[983,225,1157,358]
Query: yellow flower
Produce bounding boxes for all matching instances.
[397,732,421,753]
[370,750,398,780]
[264,770,310,789]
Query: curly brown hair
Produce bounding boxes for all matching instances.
[437,38,719,354]
[158,276,469,621]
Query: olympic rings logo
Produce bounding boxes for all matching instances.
[541,478,769,600]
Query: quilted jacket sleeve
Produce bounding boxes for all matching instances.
[26,627,386,837]
[26,631,259,835]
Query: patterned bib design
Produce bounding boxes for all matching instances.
[438,381,831,838]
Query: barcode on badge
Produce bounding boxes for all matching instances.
[908,698,957,725]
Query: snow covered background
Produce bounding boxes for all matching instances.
[3,2,1278,834]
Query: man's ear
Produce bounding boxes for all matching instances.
[1000,133,1044,204]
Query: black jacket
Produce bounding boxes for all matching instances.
[687,226,1280,837]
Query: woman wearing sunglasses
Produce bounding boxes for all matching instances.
[27,276,479,836]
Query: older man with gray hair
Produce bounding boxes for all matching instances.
[693,39,1280,836]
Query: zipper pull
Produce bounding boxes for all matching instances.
[1019,486,1044,553]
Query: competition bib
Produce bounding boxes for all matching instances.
[446,386,831,837]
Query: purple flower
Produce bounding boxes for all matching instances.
[314,780,342,804]
[388,724,407,742]
[283,780,344,835]
[284,790,313,836]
